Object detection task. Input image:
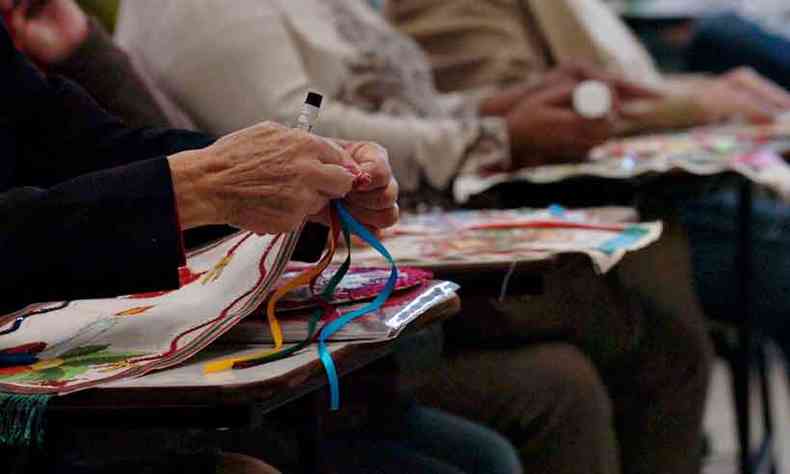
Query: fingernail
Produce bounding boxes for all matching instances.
[353,172,372,188]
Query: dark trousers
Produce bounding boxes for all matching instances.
[687,12,790,91]
[414,216,714,474]
[681,189,790,368]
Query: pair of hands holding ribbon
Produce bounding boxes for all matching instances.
[168,121,400,236]
[0,1,400,236]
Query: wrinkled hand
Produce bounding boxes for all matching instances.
[505,81,616,167]
[338,141,399,230]
[0,0,88,64]
[168,121,361,235]
[695,67,790,124]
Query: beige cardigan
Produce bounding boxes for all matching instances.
[115,0,509,198]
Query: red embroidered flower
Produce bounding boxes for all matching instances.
[0,365,32,376]
[0,342,47,355]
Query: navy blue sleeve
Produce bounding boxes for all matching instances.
[0,158,186,307]
[0,19,215,312]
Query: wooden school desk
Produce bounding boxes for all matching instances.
[41,294,459,473]
[48,294,459,420]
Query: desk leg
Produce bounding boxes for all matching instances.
[757,344,777,474]
[733,181,753,474]
[732,182,777,474]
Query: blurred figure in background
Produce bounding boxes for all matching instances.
[76,0,118,31]
[387,0,790,382]
[387,0,790,129]
[3,0,168,127]
[687,11,790,91]
[113,0,662,210]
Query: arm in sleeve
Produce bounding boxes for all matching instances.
[0,158,185,304]
[16,74,215,187]
[145,5,509,193]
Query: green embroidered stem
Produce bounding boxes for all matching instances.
[0,392,51,448]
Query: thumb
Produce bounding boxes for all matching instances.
[316,136,362,176]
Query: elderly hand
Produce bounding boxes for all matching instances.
[694,67,790,124]
[505,81,616,168]
[1,0,88,64]
[336,141,399,230]
[168,121,362,235]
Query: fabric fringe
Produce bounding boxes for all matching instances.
[0,392,51,448]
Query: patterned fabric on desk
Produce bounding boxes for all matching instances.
[0,231,300,395]
[455,122,790,202]
[343,207,662,274]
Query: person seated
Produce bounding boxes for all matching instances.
[112,0,667,211]
[686,11,790,92]
[3,0,185,129]
[0,6,525,474]
[112,2,713,474]
[386,0,790,379]
[386,0,790,130]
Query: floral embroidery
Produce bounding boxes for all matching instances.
[114,305,156,317]
[126,267,206,299]
[202,254,232,284]
[0,342,47,356]
[0,345,145,386]
[202,232,255,284]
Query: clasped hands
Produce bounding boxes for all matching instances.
[481,62,662,168]
[168,121,399,235]
[483,62,790,170]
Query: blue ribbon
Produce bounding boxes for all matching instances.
[598,226,649,255]
[0,354,38,368]
[318,201,398,410]
[548,204,567,218]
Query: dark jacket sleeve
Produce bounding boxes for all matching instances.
[15,75,213,187]
[0,20,214,312]
[1,158,186,306]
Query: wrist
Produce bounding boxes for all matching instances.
[168,149,220,230]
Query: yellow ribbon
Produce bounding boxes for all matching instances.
[203,214,339,374]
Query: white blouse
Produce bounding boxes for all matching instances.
[115,0,509,201]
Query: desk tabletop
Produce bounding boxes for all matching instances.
[49,295,460,415]
[345,207,661,275]
[455,124,790,203]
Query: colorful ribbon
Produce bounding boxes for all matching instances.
[227,216,352,371]
[202,202,398,412]
[318,201,398,410]
[202,212,341,374]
